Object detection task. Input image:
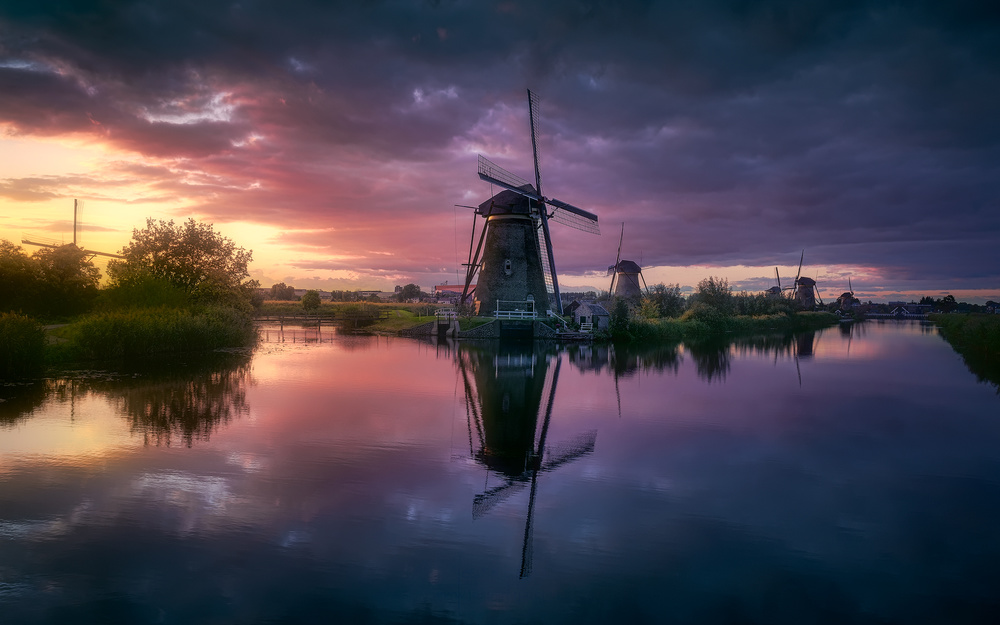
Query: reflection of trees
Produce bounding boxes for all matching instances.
[84,352,253,446]
[0,381,48,427]
[685,340,732,383]
[563,342,681,378]
[0,353,253,443]
[115,354,252,446]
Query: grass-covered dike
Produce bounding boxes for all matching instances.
[930,313,1000,391]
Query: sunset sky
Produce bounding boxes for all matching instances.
[1,1,998,303]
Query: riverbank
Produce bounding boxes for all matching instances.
[930,313,1000,391]
[367,310,839,342]
[1,306,258,379]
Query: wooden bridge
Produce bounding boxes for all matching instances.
[255,310,392,325]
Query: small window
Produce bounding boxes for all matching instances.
[504,260,511,271]
[580,316,587,324]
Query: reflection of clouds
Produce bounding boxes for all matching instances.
[226,451,268,473]
[0,499,93,540]
[132,471,232,514]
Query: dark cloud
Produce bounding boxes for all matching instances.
[1,0,998,291]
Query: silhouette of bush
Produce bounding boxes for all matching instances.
[0,313,45,378]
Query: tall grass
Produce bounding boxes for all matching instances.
[604,302,838,344]
[931,314,1000,354]
[62,306,257,361]
[930,314,1000,391]
[0,313,45,378]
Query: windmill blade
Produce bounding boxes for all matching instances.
[545,198,600,234]
[848,276,853,295]
[473,479,529,520]
[537,212,563,314]
[795,249,804,283]
[528,89,543,198]
[520,469,538,578]
[609,223,624,292]
[775,267,781,290]
[477,155,540,201]
[539,430,597,471]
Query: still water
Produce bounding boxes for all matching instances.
[1,321,998,624]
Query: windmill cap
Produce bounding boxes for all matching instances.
[610,260,642,273]
[478,187,536,215]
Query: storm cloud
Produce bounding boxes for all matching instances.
[1,0,998,296]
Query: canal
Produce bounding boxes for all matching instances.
[1,320,998,623]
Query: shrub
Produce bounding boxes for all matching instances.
[301,290,321,311]
[689,276,734,316]
[66,306,257,361]
[0,313,45,378]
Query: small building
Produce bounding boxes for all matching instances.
[569,301,610,331]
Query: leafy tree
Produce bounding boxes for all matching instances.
[938,294,957,312]
[689,276,734,316]
[269,282,296,300]
[608,297,633,340]
[108,218,258,308]
[32,244,101,315]
[0,240,40,313]
[397,283,422,302]
[642,283,686,318]
[919,296,935,306]
[301,290,321,311]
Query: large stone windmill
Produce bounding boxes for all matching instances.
[460,90,600,316]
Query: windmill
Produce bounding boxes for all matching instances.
[460,90,600,316]
[765,266,789,298]
[791,250,823,309]
[458,344,596,577]
[836,277,859,312]
[606,223,647,300]
[20,199,122,260]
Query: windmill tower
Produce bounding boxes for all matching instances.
[791,250,824,309]
[460,90,600,316]
[606,224,646,300]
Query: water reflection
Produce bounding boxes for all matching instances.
[457,341,596,577]
[0,381,48,427]
[95,353,253,446]
[0,352,253,447]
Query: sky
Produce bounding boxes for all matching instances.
[1,0,998,304]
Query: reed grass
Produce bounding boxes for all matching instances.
[57,306,257,362]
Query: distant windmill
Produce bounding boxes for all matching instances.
[791,250,823,309]
[765,266,790,298]
[836,277,859,311]
[460,90,600,316]
[606,223,646,300]
[20,199,122,259]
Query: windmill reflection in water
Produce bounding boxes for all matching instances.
[456,343,596,578]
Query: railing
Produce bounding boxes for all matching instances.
[579,322,593,333]
[435,309,458,320]
[494,310,537,320]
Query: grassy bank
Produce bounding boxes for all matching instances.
[606,311,839,343]
[930,314,1000,390]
